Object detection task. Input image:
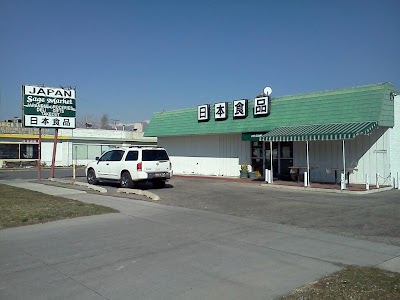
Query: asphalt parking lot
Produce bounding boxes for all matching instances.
[2,172,400,299]
[54,175,400,247]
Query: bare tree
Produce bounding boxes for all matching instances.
[76,114,99,128]
[100,114,111,129]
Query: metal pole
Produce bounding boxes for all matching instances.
[262,141,265,179]
[73,144,77,179]
[270,141,273,183]
[306,140,310,186]
[342,139,346,190]
[38,128,42,180]
[50,128,58,178]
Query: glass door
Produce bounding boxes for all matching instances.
[251,141,263,175]
[264,142,293,180]
[279,142,293,179]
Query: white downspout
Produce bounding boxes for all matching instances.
[306,140,310,186]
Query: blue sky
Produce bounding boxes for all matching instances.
[1,0,399,124]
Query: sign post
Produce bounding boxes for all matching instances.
[38,128,41,180]
[50,129,59,178]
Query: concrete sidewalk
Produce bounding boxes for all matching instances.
[1,181,400,299]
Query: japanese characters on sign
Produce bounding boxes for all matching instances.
[233,99,248,119]
[253,96,270,116]
[197,104,210,122]
[22,85,76,129]
[214,102,228,120]
[197,97,270,122]
[24,116,75,128]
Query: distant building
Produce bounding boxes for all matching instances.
[112,121,148,132]
[0,121,157,167]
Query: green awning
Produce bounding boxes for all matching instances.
[260,122,378,142]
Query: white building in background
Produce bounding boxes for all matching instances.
[0,124,156,168]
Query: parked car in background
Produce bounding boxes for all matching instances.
[85,147,172,188]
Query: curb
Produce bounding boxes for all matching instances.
[47,178,161,199]
[376,256,400,274]
[260,183,394,194]
[117,188,160,201]
[49,178,107,193]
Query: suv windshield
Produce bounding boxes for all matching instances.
[142,149,169,161]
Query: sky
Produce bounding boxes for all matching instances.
[0,0,399,124]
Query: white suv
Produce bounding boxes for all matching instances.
[85,147,172,188]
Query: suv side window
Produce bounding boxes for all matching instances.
[110,150,125,161]
[99,151,113,162]
[142,150,169,161]
[125,151,138,161]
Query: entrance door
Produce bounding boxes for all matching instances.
[251,141,264,175]
[263,142,293,180]
[279,142,294,180]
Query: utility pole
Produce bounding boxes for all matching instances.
[111,119,119,130]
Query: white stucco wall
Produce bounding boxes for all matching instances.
[41,141,64,166]
[158,134,250,177]
[159,128,394,184]
[293,127,391,185]
[389,95,400,187]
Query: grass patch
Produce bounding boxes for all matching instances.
[0,183,118,228]
[281,265,400,300]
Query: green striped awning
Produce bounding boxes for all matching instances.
[260,122,378,142]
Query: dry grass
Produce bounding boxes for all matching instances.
[0,183,117,228]
[281,265,400,300]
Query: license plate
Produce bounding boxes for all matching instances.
[153,172,166,177]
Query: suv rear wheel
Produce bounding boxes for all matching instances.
[120,171,134,188]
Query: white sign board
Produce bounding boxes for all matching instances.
[214,102,228,120]
[22,85,76,129]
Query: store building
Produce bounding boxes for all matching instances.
[0,123,156,168]
[144,83,400,187]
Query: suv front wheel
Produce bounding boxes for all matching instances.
[87,169,98,185]
[120,171,134,188]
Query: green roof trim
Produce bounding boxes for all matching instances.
[144,83,395,137]
[242,132,267,141]
[260,121,378,142]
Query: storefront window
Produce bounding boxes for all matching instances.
[73,144,116,160]
[20,144,39,159]
[75,144,88,160]
[88,145,102,160]
[0,144,39,159]
[264,142,293,179]
[279,142,293,178]
[280,142,293,158]
[0,144,19,159]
